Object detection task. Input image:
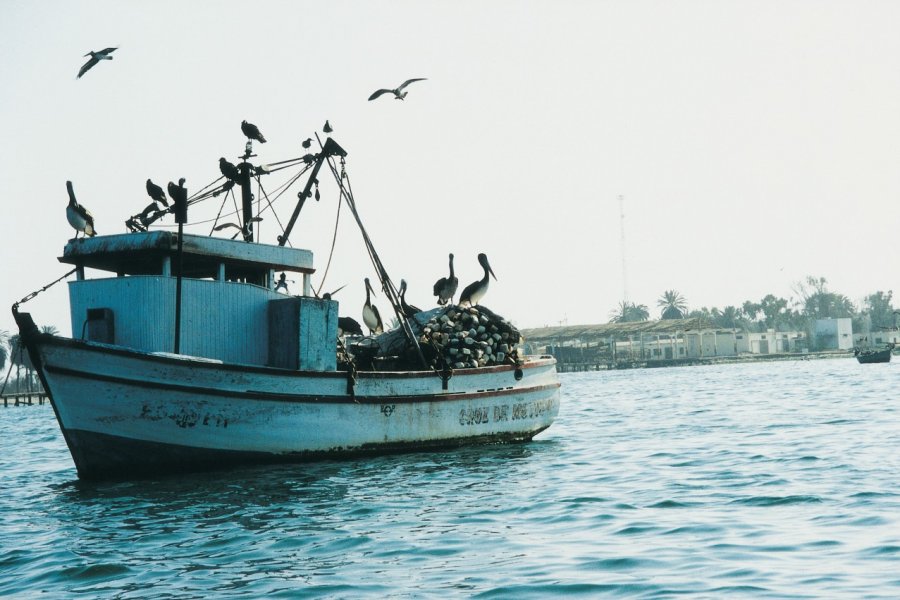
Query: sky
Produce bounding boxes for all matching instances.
[2,0,900,338]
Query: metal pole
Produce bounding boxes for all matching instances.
[174,221,184,354]
[240,162,254,242]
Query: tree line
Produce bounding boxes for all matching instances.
[608,276,895,334]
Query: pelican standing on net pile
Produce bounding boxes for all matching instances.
[65,181,97,238]
[459,253,497,307]
[433,253,458,306]
[368,78,427,101]
[77,47,117,79]
[362,278,384,334]
[399,279,422,318]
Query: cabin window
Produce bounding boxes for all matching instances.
[85,308,115,344]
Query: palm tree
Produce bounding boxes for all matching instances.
[658,290,687,320]
[0,329,8,373]
[609,301,650,323]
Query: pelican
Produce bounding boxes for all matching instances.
[241,120,266,143]
[323,120,333,134]
[65,181,96,238]
[399,279,422,318]
[368,78,427,101]
[219,157,240,182]
[146,178,167,206]
[77,47,117,79]
[432,253,458,306]
[459,253,497,307]
[338,316,364,337]
[362,277,383,334]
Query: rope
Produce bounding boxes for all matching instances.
[13,268,78,309]
[255,177,291,248]
[314,184,343,296]
[208,188,233,236]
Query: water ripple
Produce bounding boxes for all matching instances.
[3,359,900,597]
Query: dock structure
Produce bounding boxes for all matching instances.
[521,318,809,372]
[2,392,48,407]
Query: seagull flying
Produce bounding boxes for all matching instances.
[368,78,427,101]
[77,47,117,79]
[241,120,266,143]
[146,178,168,206]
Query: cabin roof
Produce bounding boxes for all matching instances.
[59,231,315,276]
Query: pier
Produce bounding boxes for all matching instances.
[520,318,829,372]
[2,392,48,407]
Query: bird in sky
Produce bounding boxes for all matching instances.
[146,179,168,206]
[77,47,117,79]
[459,253,497,307]
[368,78,427,101]
[433,253,458,306]
[323,120,333,134]
[301,137,313,149]
[241,120,266,143]
[65,181,97,238]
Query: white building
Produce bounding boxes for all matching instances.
[814,318,854,350]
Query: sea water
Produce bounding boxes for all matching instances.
[1,357,899,598]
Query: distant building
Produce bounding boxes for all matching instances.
[813,318,853,350]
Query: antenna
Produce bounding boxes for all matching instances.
[618,194,628,304]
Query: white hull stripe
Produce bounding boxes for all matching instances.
[45,364,560,405]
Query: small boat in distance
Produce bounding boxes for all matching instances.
[853,343,895,364]
[13,127,560,480]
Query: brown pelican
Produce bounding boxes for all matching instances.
[241,120,266,143]
[323,120,333,134]
[219,157,240,182]
[65,181,96,238]
[459,253,497,307]
[77,47,117,79]
[362,278,383,334]
[338,316,364,337]
[146,179,167,206]
[432,253,458,306]
[399,279,422,318]
[368,78,427,101]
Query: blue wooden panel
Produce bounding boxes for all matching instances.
[68,277,275,365]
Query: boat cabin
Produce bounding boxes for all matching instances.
[59,231,338,370]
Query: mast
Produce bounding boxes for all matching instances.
[240,142,255,242]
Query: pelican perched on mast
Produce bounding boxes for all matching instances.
[433,253,458,306]
[459,253,497,307]
[362,278,384,335]
[399,279,422,318]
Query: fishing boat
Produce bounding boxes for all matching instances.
[853,343,894,364]
[12,131,560,480]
